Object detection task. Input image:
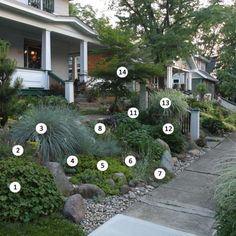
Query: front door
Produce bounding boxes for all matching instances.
[24,39,41,69]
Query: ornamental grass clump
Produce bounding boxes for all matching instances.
[214,157,236,236]
[148,89,189,124]
[11,105,120,163]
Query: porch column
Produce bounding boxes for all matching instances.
[184,72,188,91]
[42,30,51,71]
[79,41,88,83]
[187,72,192,91]
[167,66,173,89]
[72,56,78,81]
[190,109,200,141]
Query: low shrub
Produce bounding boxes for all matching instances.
[0,158,62,222]
[0,213,85,236]
[196,135,207,147]
[70,155,133,195]
[202,117,227,135]
[215,158,236,236]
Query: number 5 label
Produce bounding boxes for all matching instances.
[97,160,108,171]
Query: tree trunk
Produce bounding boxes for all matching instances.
[139,82,148,111]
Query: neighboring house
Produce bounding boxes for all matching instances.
[0,0,98,99]
[166,55,218,97]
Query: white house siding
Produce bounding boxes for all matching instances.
[15,0,28,4]
[54,0,69,15]
[51,40,69,80]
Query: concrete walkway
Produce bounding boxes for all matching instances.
[89,133,236,236]
[124,133,236,236]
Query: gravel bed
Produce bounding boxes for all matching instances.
[80,185,154,234]
[80,148,214,234]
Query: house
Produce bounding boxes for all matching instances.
[166,55,218,97]
[0,0,99,102]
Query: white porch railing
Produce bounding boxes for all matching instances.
[12,68,48,89]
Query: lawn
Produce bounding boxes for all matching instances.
[0,214,85,236]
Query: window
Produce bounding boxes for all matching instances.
[24,39,41,69]
[28,0,54,13]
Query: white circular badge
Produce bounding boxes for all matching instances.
[12,145,24,157]
[160,97,171,109]
[163,123,174,135]
[9,182,21,193]
[36,123,47,134]
[97,160,108,172]
[154,168,166,180]
[94,123,106,135]
[117,66,128,78]
[67,156,78,167]
[125,155,136,167]
[128,107,139,119]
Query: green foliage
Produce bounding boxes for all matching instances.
[195,83,208,100]
[0,138,11,160]
[215,157,236,236]
[70,155,133,195]
[11,106,120,163]
[147,90,189,124]
[196,135,207,148]
[0,213,85,236]
[0,158,62,222]
[0,40,21,126]
[202,117,227,135]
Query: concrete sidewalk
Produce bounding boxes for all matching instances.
[124,133,236,236]
[89,133,236,236]
[89,214,197,236]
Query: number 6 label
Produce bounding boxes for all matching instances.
[163,123,174,135]
[125,155,136,167]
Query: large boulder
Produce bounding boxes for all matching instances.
[74,184,105,199]
[46,162,73,196]
[120,184,131,194]
[155,139,171,152]
[160,150,174,173]
[63,194,86,223]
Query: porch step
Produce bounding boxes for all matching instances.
[20,88,51,96]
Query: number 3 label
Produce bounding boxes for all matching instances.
[36,123,47,134]
[97,160,108,171]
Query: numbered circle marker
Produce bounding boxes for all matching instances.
[12,145,24,157]
[97,160,108,172]
[128,107,139,119]
[154,168,166,180]
[125,155,136,167]
[67,156,78,167]
[117,66,128,78]
[36,123,47,134]
[160,97,171,109]
[9,182,21,193]
[163,123,174,135]
[94,123,106,134]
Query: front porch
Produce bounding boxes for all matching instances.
[0,7,98,102]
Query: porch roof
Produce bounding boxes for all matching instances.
[0,0,99,43]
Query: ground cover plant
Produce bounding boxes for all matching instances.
[215,157,236,236]
[0,213,85,236]
[0,158,62,222]
[70,155,133,195]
